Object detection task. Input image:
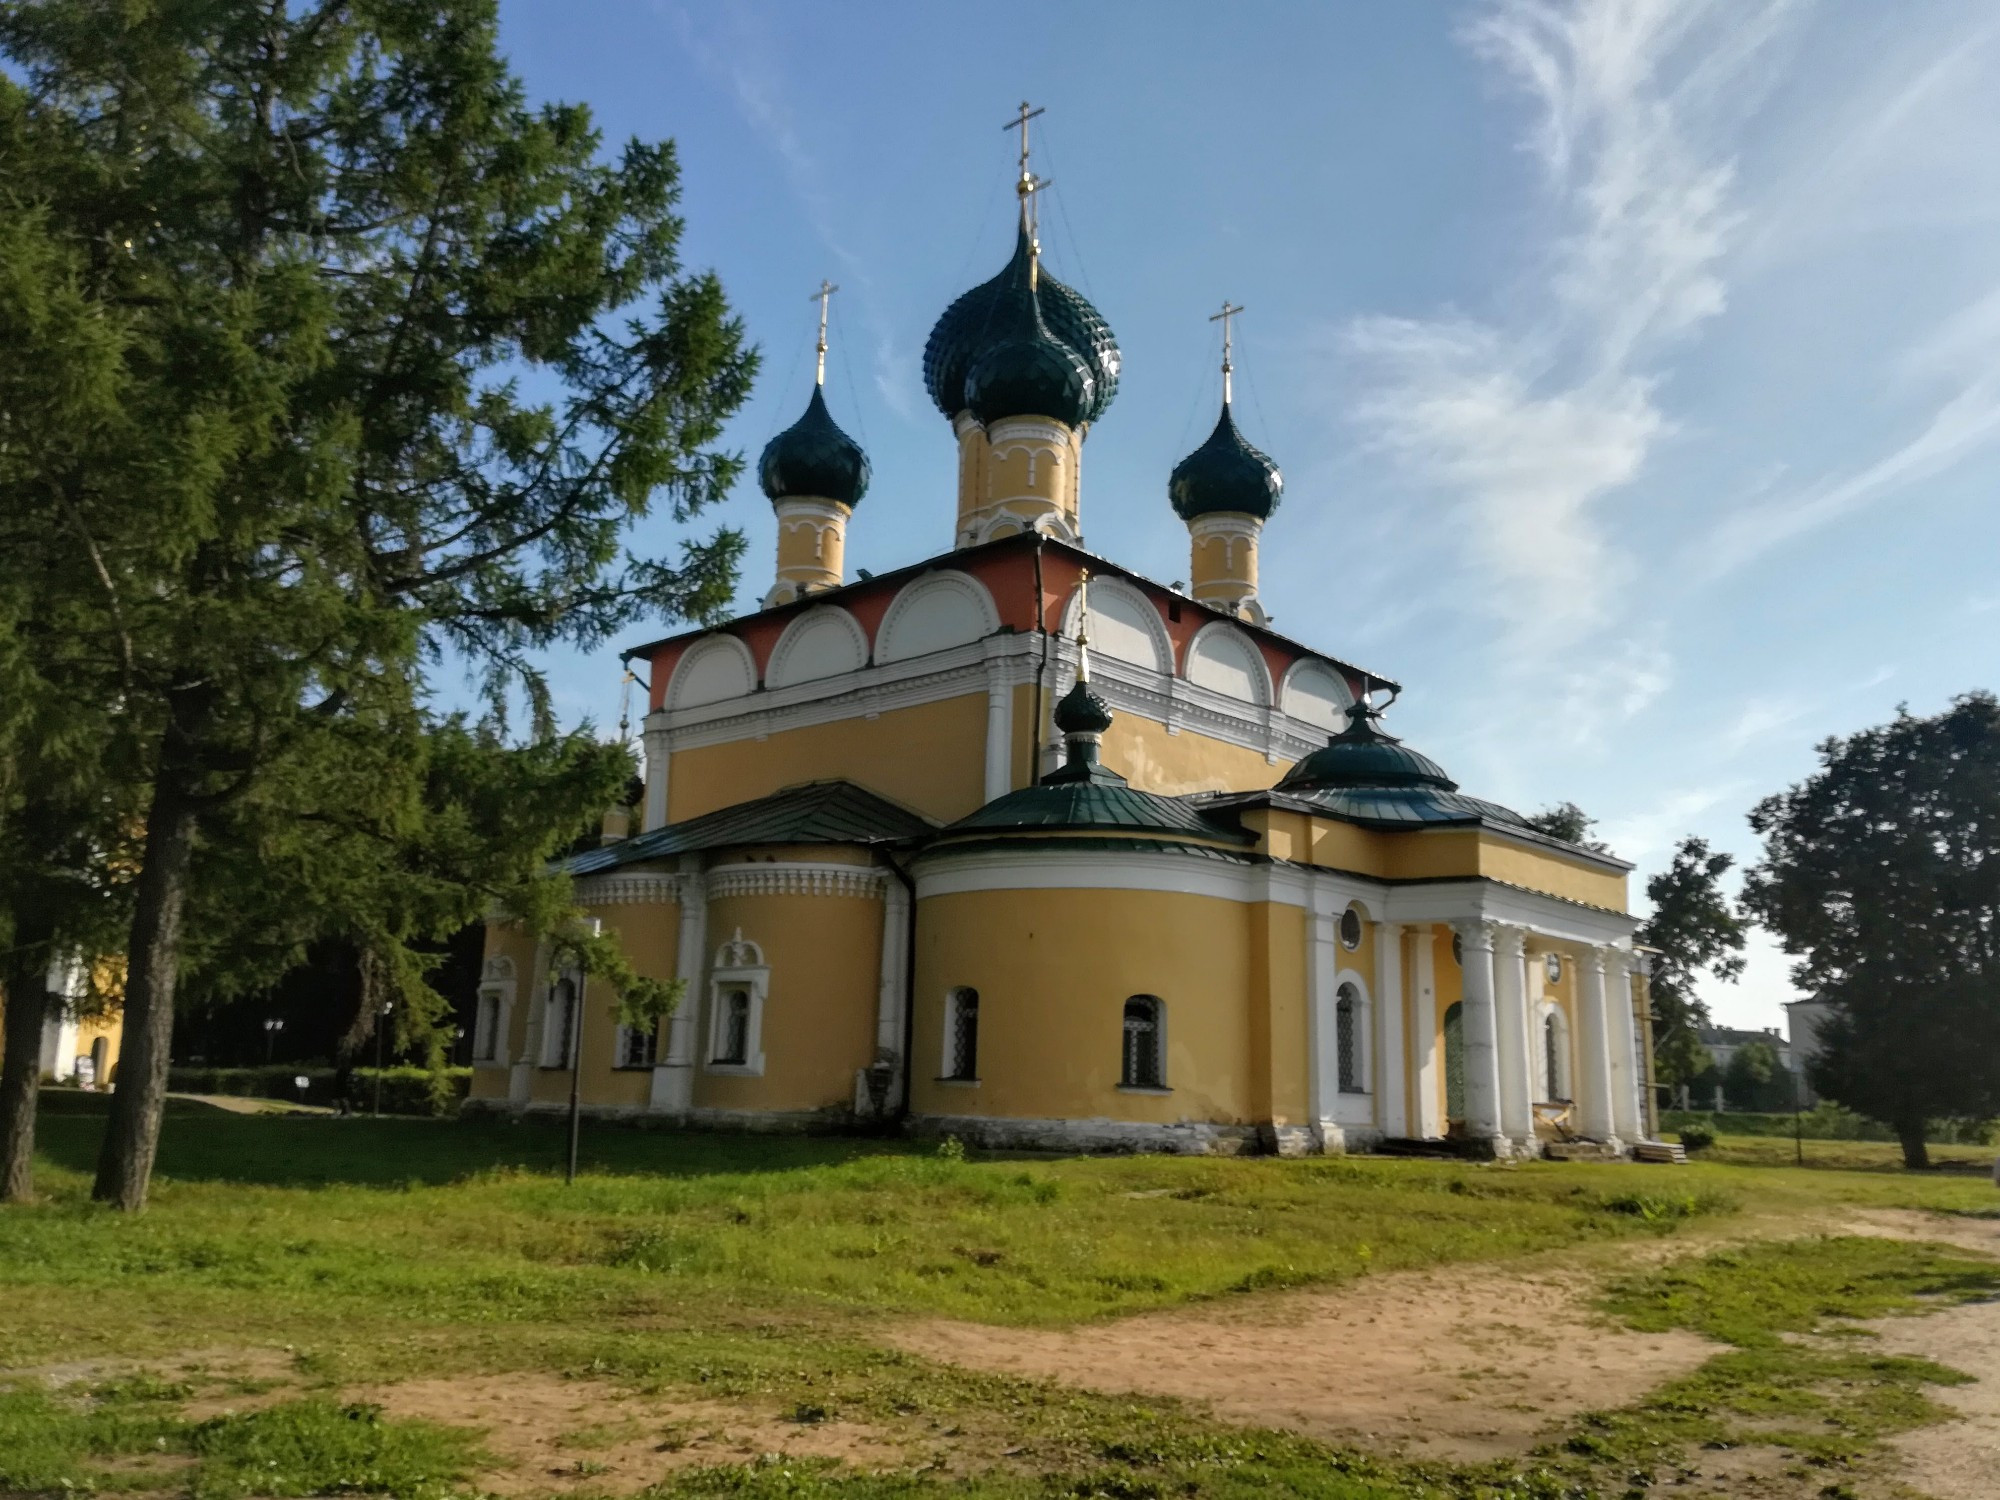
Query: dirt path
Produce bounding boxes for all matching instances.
[889,1247,1721,1461]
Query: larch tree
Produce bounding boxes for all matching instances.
[0,0,754,1210]
[1744,693,2000,1169]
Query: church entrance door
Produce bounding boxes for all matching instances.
[1443,1001,1465,1127]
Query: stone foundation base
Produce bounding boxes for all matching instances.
[911,1113,1267,1156]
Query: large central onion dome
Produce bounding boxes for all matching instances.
[758,385,870,508]
[1169,404,1283,521]
[965,275,1096,428]
[924,223,1120,424]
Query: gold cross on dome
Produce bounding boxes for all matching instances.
[1004,100,1045,193]
[1209,301,1245,403]
[809,279,838,386]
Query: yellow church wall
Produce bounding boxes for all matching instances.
[471,923,540,1103]
[1249,900,1310,1128]
[911,887,1256,1125]
[1474,834,1628,912]
[1103,713,1286,799]
[667,693,989,825]
[692,890,883,1115]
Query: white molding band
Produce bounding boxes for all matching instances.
[705,862,887,900]
[574,872,684,906]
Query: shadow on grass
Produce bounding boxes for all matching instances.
[32,1102,927,1189]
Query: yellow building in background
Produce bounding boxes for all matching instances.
[474,124,1657,1158]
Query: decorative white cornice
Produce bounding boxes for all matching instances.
[705,862,887,900]
[574,872,684,906]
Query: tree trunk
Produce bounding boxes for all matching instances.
[92,778,199,1212]
[0,917,56,1203]
[1896,1119,1931,1171]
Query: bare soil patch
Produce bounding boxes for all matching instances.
[891,1254,1721,1461]
[349,1372,911,1496]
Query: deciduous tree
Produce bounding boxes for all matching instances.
[1636,838,1747,1089]
[1744,693,2000,1168]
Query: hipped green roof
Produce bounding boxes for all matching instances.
[566,780,933,874]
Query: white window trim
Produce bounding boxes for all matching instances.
[473,958,516,1067]
[539,971,580,1069]
[1539,1000,1572,1103]
[939,987,980,1083]
[613,1019,659,1070]
[1333,972,1370,1095]
[705,965,768,1076]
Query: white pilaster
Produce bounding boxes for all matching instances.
[641,717,671,832]
[650,854,706,1111]
[872,877,912,1111]
[982,657,1013,803]
[1494,926,1536,1151]
[1576,947,1622,1148]
[1410,926,1442,1139]
[1308,906,1340,1151]
[1453,921,1509,1156]
[1373,921,1407,1138]
[1605,949,1644,1142]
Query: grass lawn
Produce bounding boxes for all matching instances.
[5,1103,1999,1499]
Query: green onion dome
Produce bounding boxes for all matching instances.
[964,276,1096,428]
[758,385,870,508]
[1169,403,1283,521]
[923,223,1120,424]
[1052,677,1114,736]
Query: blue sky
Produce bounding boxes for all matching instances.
[494,0,2000,1035]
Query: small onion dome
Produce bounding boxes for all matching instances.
[1278,701,1455,793]
[1052,677,1114,736]
[965,277,1096,428]
[923,222,1120,423]
[758,385,870,508]
[1169,403,1283,522]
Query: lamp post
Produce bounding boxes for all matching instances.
[373,1002,393,1116]
[263,1017,285,1065]
[566,917,602,1186]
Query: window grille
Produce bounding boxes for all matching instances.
[1338,908,1363,950]
[474,992,499,1062]
[947,989,979,1080]
[1544,1013,1565,1100]
[1336,983,1363,1093]
[1122,997,1163,1088]
[715,988,751,1066]
[619,1022,658,1069]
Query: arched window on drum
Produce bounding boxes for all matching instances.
[1121,997,1165,1089]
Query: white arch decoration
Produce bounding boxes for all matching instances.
[1185,621,1272,705]
[876,569,1000,664]
[1058,576,1172,675]
[1280,659,1355,732]
[715,928,765,969]
[667,633,757,709]
[766,606,868,688]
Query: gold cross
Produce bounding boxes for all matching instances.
[1003,100,1045,194]
[1209,301,1245,403]
[810,279,838,386]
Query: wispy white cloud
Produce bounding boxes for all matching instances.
[1716,694,1811,758]
[1346,0,1793,666]
[1599,782,1746,867]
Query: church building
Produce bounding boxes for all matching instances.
[472,120,1658,1158]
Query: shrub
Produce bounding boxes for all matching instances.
[1677,1122,1717,1154]
[165,1065,470,1117]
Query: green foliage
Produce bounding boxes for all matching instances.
[165,1066,472,1117]
[1662,1105,1998,1144]
[1745,692,2000,1164]
[1521,800,1609,852]
[1636,837,1748,1088]
[189,1398,480,1500]
[1674,1121,1716,1153]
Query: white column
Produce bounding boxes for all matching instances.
[641,716,672,832]
[1576,947,1622,1147]
[982,658,1013,803]
[1308,905,1340,1151]
[1493,926,1536,1151]
[873,877,912,1110]
[1604,949,1644,1142]
[1373,921,1407,1139]
[509,939,546,1105]
[1410,926,1442,1138]
[1453,921,1509,1156]
[650,860,705,1111]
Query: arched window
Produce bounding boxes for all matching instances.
[1543,1009,1570,1102]
[1338,908,1363,951]
[713,987,751,1066]
[1336,982,1365,1094]
[617,1019,658,1069]
[1443,1001,1465,1121]
[943,988,979,1080]
[543,979,578,1069]
[473,991,501,1062]
[1122,997,1165,1089]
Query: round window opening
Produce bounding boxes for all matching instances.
[1338,909,1363,950]
[1545,952,1563,984]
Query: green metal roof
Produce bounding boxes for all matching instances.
[566,780,934,874]
[920,834,1261,865]
[942,780,1254,845]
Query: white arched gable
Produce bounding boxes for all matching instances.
[1281,660,1355,732]
[1185,622,1271,705]
[1060,577,1172,675]
[766,606,867,688]
[667,633,757,709]
[876,570,999,664]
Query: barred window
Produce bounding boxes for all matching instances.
[1543,1011,1568,1100]
[1122,996,1164,1089]
[473,990,500,1062]
[1335,982,1364,1093]
[1338,908,1363,950]
[945,988,979,1080]
[545,979,577,1068]
[618,1021,658,1069]
[714,988,751,1066]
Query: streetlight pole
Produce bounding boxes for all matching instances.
[374,1002,392,1116]
[263,1017,284,1065]
[565,918,601,1186]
